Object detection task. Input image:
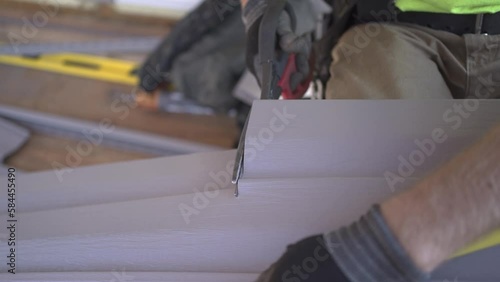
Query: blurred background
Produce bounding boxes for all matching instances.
[0,0,248,173]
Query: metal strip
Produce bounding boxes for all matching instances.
[475,13,484,34]
[0,117,30,161]
[0,105,222,156]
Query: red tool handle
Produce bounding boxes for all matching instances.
[278,53,314,100]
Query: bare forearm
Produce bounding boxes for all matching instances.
[382,124,500,272]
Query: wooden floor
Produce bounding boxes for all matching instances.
[0,1,239,172]
[5,133,153,172]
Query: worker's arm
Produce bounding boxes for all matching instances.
[257,124,500,282]
[381,123,500,272]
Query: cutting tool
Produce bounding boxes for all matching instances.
[231,0,313,196]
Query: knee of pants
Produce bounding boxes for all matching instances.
[331,23,392,64]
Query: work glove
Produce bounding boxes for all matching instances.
[255,206,430,282]
[254,234,351,282]
[242,0,329,91]
[139,0,242,93]
[136,0,246,113]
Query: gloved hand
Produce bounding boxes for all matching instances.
[242,0,318,91]
[255,206,430,282]
[137,0,242,94]
[136,0,246,113]
[254,234,351,282]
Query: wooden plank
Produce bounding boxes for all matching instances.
[0,65,239,148]
[0,4,169,53]
[0,0,177,28]
[5,132,153,172]
[0,105,222,156]
[0,1,239,163]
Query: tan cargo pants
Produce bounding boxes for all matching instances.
[326,23,500,99]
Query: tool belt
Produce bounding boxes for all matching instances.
[356,0,500,35]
